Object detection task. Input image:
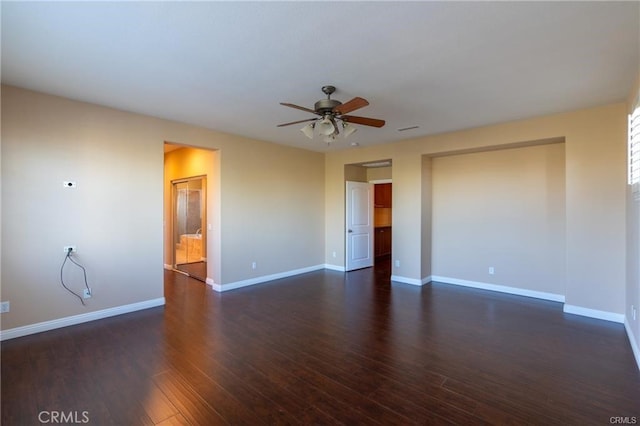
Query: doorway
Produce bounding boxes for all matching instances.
[373,182,392,267]
[344,160,393,273]
[172,176,207,281]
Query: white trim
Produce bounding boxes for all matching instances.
[563,304,624,323]
[172,268,189,276]
[324,264,346,272]
[431,275,565,303]
[213,265,325,292]
[633,182,640,202]
[206,277,222,292]
[369,179,392,184]
[421,275,432,285]
[0,297,165,341]
[625,318,640,371]
[163,264,173,270]
[390,275,424,286]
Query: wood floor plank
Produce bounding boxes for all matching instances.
[161,344,303,425]
[140,383,181,424]
[156,413,191,426]
[197,347,343,424]
[152,370,226,425]
[228,309,460,424]
[2,261,640,424]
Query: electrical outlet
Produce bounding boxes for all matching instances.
[0,301,9,313]
[251,262,257,270]
[332,251,336,258]
[83,289,92,299]
[64,246,77,253]
[395,260,400,268]
[633,305,637,321]
[489,267,495,275]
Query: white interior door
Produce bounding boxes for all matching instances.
[345,181,374,271]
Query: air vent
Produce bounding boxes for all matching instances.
[397,125,420,132]
[361,161,392,168]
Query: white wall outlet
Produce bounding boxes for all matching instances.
[83,289,92,299]
[64,246,77,253]
[633,305,637,321]
[332,251,336,258]
[395,260,400,268]
[251,262,257,270]
[489,267,495,275]
[63,181,77,188]
[0,301,9,313]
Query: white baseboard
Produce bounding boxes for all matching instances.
[624,318,640,371]
[431,275,566,303]
[206,277,221,291]
[422,275,432,285]
[212,264,325,292]
[563,304,625,323]
[390,275,424,286]
[324,264,346,272]
[0,297,166,341]
[163,264,173,270]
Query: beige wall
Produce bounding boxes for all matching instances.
[0,86,3,325]
[344,164,367,182]
[431,144,566,295]
[220,136,324,283]
[164,147,220,284]
[420,156,432,280]
[1,85,325,330]
[367,166,392,182]
[326,102,627,314]
[1,87,163,330]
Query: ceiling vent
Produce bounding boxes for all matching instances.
[361,160,392,168]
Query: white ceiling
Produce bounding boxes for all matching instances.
[2,2,638,152]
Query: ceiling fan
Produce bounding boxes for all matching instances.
[277,85,385,143]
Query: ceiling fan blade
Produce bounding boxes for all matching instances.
[341,115,386,128]
[334,97,369,115]
[276,118,317,127]
[280,102,319,115]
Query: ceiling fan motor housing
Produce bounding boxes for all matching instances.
[315,99,341,114]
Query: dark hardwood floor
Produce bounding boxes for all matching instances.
[2,262,640,425]
[176,261,207,283]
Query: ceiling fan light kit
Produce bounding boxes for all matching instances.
[301,122,315,139]
[342,122,357,137]
[279,85,385,145]
[317,116,336,136]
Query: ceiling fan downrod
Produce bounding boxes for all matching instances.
[321,85,336,98]
[315,86,341,114]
